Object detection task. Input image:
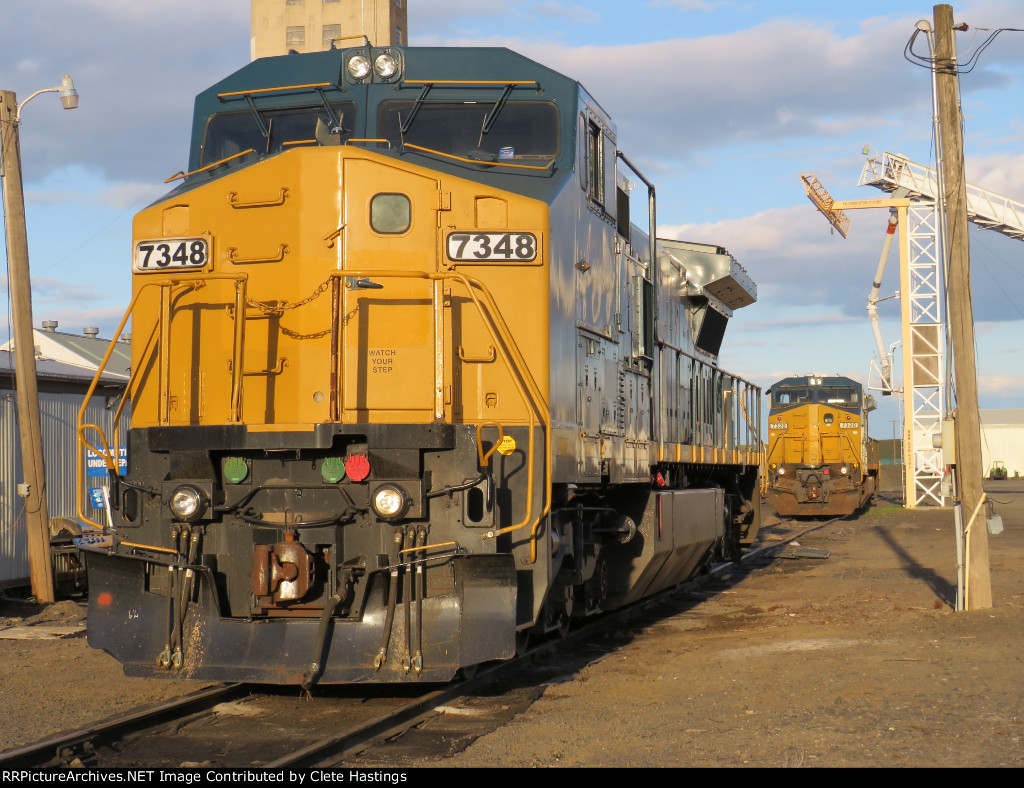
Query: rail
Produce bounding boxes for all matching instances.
[76,269,551,559]
[656,339,762,466]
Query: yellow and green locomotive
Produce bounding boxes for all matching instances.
[765,375,879,517]
[77,43,761,685]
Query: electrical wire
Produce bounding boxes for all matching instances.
[904,25,1024,73]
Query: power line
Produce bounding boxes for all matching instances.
[905,25,1024,73]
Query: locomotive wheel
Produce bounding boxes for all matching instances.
[545,577,573,637]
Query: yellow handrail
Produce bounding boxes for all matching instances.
[476,422,506,468]
[165,149,255,183]
[330,269,552,561]
[444,270,551,557]
[217,83,336,100]
[402,80,539,87]
[78,265,551,560]
[76,274,249,529]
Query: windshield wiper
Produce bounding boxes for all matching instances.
[400,83,432,135]
[314,87,342,129]
[243,95,270,138]
[481,83,515,135]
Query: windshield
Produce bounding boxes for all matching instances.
[772,387,810,407]
[772,385,860,407]
[818,386,859,405]
[201,103,358,165]
[378,101,558,162]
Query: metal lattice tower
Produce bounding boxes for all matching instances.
[902,201,946,506]
[860,152,1024,506]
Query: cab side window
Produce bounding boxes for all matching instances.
[588,119,604,206]
[580,112,617,221]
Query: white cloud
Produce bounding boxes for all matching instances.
[978,372,1024,395]
[1,2,249,184]
[24,190,81,206]
[967,151,1024,199]
[98,182,165,211]
[32,278,108,304]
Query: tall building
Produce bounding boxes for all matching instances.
[251,0,408,60]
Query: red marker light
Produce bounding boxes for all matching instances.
[97,592,113,607]
[345,453,371,482]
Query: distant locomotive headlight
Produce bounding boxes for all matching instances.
[777,467,786,475]
[823,413,834,424]
[372,484,410,521]
[840,466,849,475]
[374,53,398,79]
[347,54,371,80]
[169,485,207,522]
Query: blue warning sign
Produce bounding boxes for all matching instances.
[85,446,127,478]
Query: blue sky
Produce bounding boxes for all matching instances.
[2,0,1023,437]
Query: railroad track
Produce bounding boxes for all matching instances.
[1,517,837,769]
[0,679,483,768]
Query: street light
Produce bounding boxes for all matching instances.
[16,75,79,119]
[0,74,79,603]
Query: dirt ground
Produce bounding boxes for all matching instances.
[2,479,1023,767]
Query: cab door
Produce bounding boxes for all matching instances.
[341,156,442,423]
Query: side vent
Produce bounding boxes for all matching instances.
[691,299,729,358]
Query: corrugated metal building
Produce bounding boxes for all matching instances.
[873,410,1024,492]
[0,352,127,592]
[981,409,1024,479]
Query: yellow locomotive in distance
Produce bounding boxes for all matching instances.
[765,375,879,517]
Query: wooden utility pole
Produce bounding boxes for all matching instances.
[933,4,991,609]
[0,89,54,602]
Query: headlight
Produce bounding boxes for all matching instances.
[347,54,371,80]
[169,485,207,521]
[374,53,398,79]
[777,467,786,476]
[840,466,849,475]
[372,484,410,521]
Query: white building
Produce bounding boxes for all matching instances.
[0,321,129,379]
[980,409,1024,479]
